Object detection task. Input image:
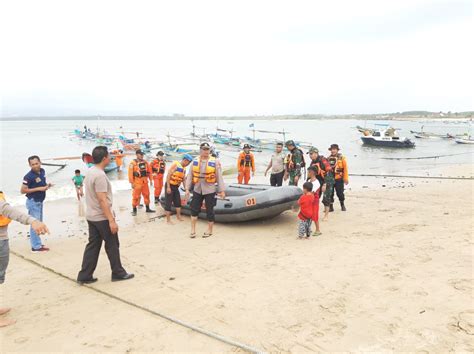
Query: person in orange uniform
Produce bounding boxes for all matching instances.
[128,149,155,216]
[150,151,166,204]
[237,144,255,184]
[112,149,125,171]
[327,144,349,211]
[164,154,193,224]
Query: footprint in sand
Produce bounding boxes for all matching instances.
[396,224,419,232]
[449,279,473,292]
[454,310,474,335]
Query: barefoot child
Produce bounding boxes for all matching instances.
[72,169,85,200]
[297,182,314,239]
[307,166,322,236]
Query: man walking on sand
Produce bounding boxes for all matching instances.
[1,191,49,327]
[265,142,286,187]
[128,149,155,216]
[185,142,225,238]
[21,155,51,252]
[77,146,134,284]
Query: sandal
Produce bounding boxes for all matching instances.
[190,233,196,238]
[202,232,213,238]
[312,231,322,237]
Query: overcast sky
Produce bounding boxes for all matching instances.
[1,0,472,117]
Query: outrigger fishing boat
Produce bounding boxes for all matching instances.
[82,153,120,173]
[161,184,302,223]
[455,137,474,144]
[361,126,415,148]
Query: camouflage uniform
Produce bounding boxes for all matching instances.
[322,172,335,206]
[287,148,303,186]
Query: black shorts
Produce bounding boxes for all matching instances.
[270,171,284,187]
[190,192,216,222]
[164,184,181,211]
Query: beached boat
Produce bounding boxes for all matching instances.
[160,184,302,223]
[361,129,415,148]
[82,153,120,173]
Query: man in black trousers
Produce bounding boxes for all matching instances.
[77,146,134,284]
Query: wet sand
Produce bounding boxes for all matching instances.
[1,166,473,352]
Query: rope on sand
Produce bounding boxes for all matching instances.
[11,250,266,354]
[381,151,473,160]
[349,173,474,180]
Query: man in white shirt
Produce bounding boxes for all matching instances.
[264,143,286,187]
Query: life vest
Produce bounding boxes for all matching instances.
[131,159,149,178]
[151,159,166,174]
[169,161,185,186]
[192,157,217,184]
[239,152,253,168]
[328,154,345,178]
[0,191,12,227]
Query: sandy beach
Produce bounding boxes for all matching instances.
[1,166,473,352]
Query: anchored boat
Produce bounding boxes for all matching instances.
[160,184,302,223]
[361,128,415,148]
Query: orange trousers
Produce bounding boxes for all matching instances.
[237,168,252,184]
[132,178,150,207]
[153,174,164,197]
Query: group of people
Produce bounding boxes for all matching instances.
[0,140,348,326]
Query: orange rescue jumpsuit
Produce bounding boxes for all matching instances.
[128,159,153,207]
[237,151,255,184]
[150,158,166,198]
[113,151,125,170]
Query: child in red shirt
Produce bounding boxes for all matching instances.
[297,182,314,239]
[307,166,322,236]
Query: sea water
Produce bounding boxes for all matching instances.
[0,118,472,205]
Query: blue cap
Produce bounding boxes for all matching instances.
[183,153,193,161]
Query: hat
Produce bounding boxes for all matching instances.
[136,149,144,155]
[285,140,295,146]
[328,144,340,151]
[182,153,193,162]
[200,142,211,149]
[243,144,251,149]
[307,147,319,154]
[156,151,164,156]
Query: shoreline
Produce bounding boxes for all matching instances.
[2,165,473,351]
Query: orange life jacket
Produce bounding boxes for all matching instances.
[328,154,345,178]
[192,157,217,184]
[238,152,253,168]
[130,159,149,178]
[151,159,166,175]
[169,161,185,186]
[0,191,12,227]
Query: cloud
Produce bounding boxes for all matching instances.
[1,0,472,116]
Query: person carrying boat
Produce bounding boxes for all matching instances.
[128,149,154,216]
[265,142,286,187]
[1,191,50,327]
[151,151,166,204]
[237,144,255,184]
[164,154,192,224]
[112,149,125,171]
[327,144,348,212]
[185,142,225,238]
[284,140,305,186]
[21,155,52,252]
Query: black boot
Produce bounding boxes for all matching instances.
[341,201,346,211]
[329,204,334,212]
[132,207,137,216]
[154,197,159,204]
[145,205,155,213]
